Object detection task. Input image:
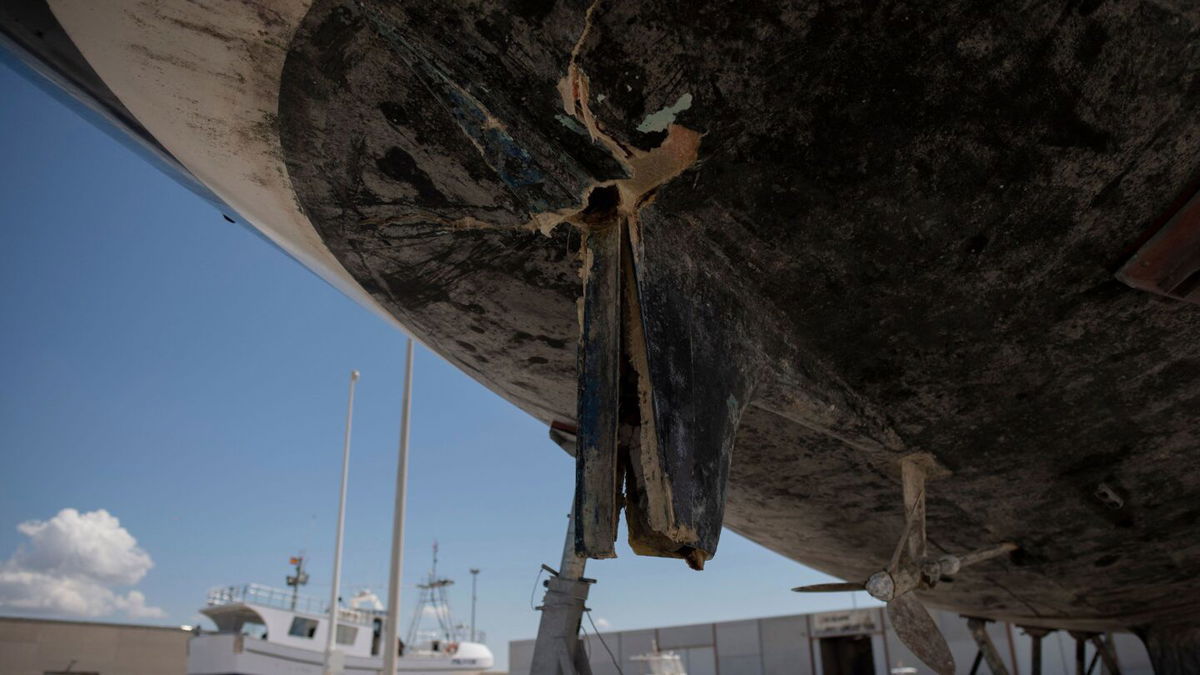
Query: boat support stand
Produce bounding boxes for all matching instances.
[964,616,1010,675]
[530,426,595,675]
[529,508,595,675]
[1068,631,1123,675]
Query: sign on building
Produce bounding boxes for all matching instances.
[811,609,878,637]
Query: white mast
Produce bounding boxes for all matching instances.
[324,370,359,675]
[383,339,415,675]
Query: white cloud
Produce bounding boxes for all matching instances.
[421,603,448,618]
[594,617,611,630]
[119,590,164,619]
[0,509,165,619]
[349,589,383,611]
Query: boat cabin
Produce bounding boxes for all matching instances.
[200,584,380,658]
[188,583,494,675]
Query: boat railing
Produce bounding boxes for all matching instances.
[206,584,373,624]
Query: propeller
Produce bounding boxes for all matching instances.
[792,456,1017,675]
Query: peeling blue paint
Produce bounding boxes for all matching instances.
[555,113,589,137]
[357,3,556,211]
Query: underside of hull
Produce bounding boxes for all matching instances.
[4,0,1199,656]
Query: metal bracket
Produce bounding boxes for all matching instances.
[530,575,595,675]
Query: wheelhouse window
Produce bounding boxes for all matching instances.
[240,620,268,639]
[288,617,319,638]
[336,625,358,645]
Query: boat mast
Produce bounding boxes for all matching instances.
[383,338,414,675]
[469,568,480,642]
[407,543,458,646]
[287,554,308,611]
[324,370,359,675]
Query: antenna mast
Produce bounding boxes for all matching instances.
[469,568,480,642]
[286,555,308,611]
[323,369,359,675]
[407,542,458,646]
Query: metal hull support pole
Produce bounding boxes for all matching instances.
[1089,634,1122,675]
[964,617,1010,675]
[1020,627,1053,675]
[529,509,594,675]
[531,425,594,675]
[383,339,415,675]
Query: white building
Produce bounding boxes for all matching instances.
[509,607,1153,675]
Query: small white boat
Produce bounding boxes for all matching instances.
[630,646,686,675]
[188,576,493,674]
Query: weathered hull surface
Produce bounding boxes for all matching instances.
[5,0,1199,648]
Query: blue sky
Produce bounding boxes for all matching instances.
[0,59,864,668]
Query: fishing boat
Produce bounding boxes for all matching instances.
[186,368,490,675]
[187,557,493,675]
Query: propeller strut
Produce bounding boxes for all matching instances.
[789,455,1018,675]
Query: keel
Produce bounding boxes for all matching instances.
[574,190,756,568]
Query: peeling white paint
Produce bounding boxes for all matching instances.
[637,93,693,133]
[541,0,701,240]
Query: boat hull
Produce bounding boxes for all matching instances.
[188,633,493,675]
[3,0,1200,647]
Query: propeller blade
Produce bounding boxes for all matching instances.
[791,582,863,593]
[887,593,955,675]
